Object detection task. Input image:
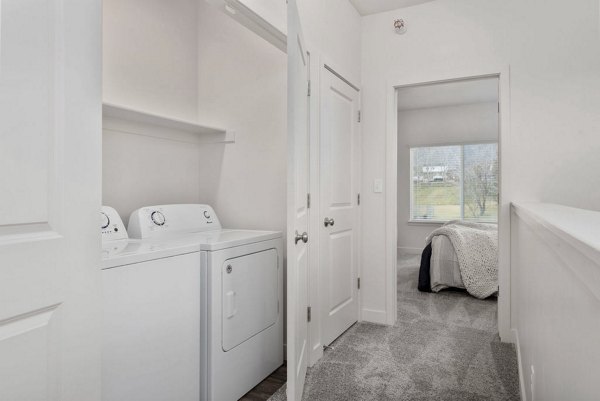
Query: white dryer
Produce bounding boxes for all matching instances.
[128,204,283,401]
[101,206,202,401]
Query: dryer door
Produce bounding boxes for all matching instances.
[222,249,278,351]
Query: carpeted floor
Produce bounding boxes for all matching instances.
[268,254,520,401]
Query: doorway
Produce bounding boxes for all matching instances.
[385,70,512,340]
[398,77,499,253]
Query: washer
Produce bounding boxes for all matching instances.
[127,204,283,401]
[101,206,202,401]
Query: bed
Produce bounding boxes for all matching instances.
[417,221,498,299]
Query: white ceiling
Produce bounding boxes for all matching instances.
[397,77,499,111]
[349,0,437,16]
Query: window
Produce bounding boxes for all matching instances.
[410,143,498,223]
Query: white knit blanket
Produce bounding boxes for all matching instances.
[426,221,498,299]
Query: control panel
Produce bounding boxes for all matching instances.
[101,206,129,242]
[127,204,221,239]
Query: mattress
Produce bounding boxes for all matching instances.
[430,235,465,292]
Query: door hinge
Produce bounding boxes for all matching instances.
[357,110,361,122]
[307,193,311,208]
[307,306,312,322]
[357,278,361,290]
[308,80,311,97]
[357,193,360,206]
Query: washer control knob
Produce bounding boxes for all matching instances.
[203,210,211,219]
[101,212,110,229]
[151,211,166,226]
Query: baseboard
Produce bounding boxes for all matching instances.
[500,323,516,343]
[512,328,527,401]
[361,308,388,325]
[397,246,422,255]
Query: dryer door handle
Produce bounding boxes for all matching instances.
[225,290,237,319]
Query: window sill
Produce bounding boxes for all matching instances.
[407,220,447,226]
[407,220,499,226]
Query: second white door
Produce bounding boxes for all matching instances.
[320,68,360,346]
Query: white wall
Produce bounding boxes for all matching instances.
[102,0,203,221]
[511,203,600,400]
[102,0,286,231]
[360,0,600,323]
[297,0,362,84]
[237,0,287,34]
[103,0,198,120]
[397,102,498,251]
[195,0,287,231]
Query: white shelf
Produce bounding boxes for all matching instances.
[102,103,234,144]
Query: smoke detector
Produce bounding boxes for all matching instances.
[394,19,407,34]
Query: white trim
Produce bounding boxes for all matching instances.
[497,66,512,342]
[205,0,287,52]
[360,308,388,325]
[512,202,600,301]
[0,304,60,342]
[0,223,62,246]
[407,220,449,225]
[385,81,398,326]
[319,57,360,95]
[385,65,513,340]
[408,220,498,225]
[512,328,527,401]
[307,52,323,367]
[397,246,422,255]
[323,64,360,92]
[404,139,498,149]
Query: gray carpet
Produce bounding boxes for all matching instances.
[268,254,520,401]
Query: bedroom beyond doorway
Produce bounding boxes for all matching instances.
[394,76,504,329]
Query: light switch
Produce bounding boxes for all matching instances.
[373,178,383,193]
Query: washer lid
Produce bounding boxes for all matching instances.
[101,238,201,269]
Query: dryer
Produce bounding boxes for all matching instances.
[128,204,283,401]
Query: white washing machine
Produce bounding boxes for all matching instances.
[127,204,283,401]
[101,206,202,401]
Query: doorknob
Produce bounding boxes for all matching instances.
[324,217,335,227]
[295,230,308,244]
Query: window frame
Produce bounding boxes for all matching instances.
[408,141,498,224]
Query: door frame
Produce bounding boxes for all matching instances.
[307,54,362,365]
[385,66,513,341]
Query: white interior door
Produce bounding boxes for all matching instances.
[0,2,102,400]
[320,68,360,347]
[286,0,310,400]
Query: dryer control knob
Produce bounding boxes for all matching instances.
[151,211,166,226]
[101,212,110,229]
